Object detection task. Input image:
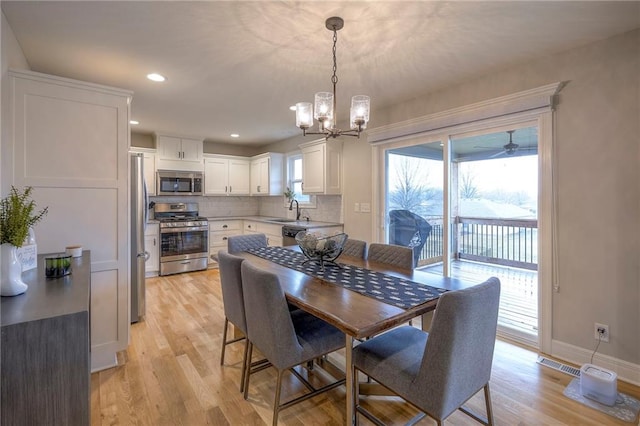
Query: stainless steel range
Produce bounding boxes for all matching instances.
[154,203,209,276]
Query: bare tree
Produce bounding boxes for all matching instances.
[459,169,480,199]
[388,156,435,213]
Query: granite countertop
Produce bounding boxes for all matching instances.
[206,215,342,228]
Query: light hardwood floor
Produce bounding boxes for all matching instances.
[91,269,640,425]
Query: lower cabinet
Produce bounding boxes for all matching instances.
[209,219,243,264]
[145,222,159,276]
[257,222,283,247]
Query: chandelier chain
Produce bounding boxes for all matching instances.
[331,27,338,85]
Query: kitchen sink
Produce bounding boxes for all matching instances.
[269,218,296,223]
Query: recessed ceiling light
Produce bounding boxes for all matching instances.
[289,105,296,111]
[230,134,240,138]
[130,120,139,125]
[146,73,166,82]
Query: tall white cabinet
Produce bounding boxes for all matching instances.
[7,69,132,372]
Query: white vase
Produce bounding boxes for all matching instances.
[1,243,28,296]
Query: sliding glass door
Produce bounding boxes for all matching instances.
[380,123,540,345]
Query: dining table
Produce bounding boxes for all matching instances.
[235,245,475,425]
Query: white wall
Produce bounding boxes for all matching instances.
[268,29,640,371]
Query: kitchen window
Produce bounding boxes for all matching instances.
[285,153,316,207]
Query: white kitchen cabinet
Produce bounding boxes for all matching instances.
[144,222,159,275]
[130,147,157,196]
[8,69,131,372]
[209,219,243,264]
[204,155,250,195]
[155,134,203,171]
[300,140,342,194]
[250,153,283,196]
[256,222,283,246]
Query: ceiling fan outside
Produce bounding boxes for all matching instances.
[502,130,519,155]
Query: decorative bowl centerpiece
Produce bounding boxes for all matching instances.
[295,231,348,271]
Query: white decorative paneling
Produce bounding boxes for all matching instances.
[34,187,119,263]
[23,94,118,181]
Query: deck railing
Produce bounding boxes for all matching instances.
[416,216,538,270]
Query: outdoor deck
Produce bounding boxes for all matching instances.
[420,260,538,338]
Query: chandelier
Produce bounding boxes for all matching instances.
[295,17,370,139]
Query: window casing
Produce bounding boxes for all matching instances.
[285,154,316,207]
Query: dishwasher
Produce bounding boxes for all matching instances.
[282,225,308,246]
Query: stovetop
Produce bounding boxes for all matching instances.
[158,216,209,228]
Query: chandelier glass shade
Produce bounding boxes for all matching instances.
[295,17,370,139]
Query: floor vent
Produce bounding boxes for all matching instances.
[537,356,581,377]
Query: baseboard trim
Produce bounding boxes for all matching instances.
[550,339,640,386]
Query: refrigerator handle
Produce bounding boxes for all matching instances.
[143,177,149,231]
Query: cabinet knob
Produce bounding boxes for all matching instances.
[222,224,228,229]
[223,237,227,241]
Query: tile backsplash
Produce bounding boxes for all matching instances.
[259,195,342,223]
[150,195,342,223]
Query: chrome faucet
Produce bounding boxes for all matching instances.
[289,199,300,220]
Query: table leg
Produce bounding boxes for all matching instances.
[345,334,355,425]
[421,311,434,332]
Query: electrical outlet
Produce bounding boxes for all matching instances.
[594,323,609,343]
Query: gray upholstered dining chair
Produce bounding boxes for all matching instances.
[227,233,268,253]
[366,243,414,270]
[343,238,367,259]
[240,261,346,426]
[217,250,268,393]
[352,277,501,426]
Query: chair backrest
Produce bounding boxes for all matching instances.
[343,238,367,259]
[227,233,268,253]
[217,250,247,333]
[367,243,414,270]
[240,261,302,370]
[416,277,501,420]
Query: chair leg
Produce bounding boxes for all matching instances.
[484,383,494,426]
[239,338,250,393]
[243,342,254,400]
[273,369,284,426]
[220,317,229,365]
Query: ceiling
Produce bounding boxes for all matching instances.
[3,1,639,147]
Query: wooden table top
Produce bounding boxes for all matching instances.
[236,249,473,340]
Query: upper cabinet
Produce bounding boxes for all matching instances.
[300,140,342,194]
[250,153,283,196]
[203,155,250,196]
[155,134,203,172]
[130,147,157,196]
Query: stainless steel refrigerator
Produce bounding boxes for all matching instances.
[131,153,148,323]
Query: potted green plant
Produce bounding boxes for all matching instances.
[284,186,296,202]
[0,186,48,296]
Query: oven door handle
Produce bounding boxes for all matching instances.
[161,226,208,233]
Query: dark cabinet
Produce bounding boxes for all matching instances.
[1,252,91,425]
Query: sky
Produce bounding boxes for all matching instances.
[388,153,538,200]
[461,156,538,199]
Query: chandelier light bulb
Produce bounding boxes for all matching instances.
[296,102,313,129]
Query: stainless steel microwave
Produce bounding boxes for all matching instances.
[156,170,203,196]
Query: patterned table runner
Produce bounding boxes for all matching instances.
[247,246,447,309]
